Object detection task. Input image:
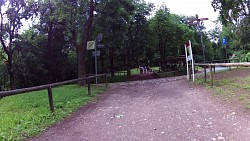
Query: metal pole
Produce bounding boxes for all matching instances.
[95,42,98,84]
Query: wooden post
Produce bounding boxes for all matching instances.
[204,67,207,82]
[188,67,191,80]
[47,86,54,112]
[88,78,91,95]
[209,65,213,87]
[213,66,215,73]
[105,74,108,87]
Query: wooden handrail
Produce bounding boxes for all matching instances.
[0,74,108,112]
[194,62,250,87]
[0,74,106,97]
[195,62,250,67]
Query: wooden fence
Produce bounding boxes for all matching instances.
[195,62,250,87]
[0,74,108,112]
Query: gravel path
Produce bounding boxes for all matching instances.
[29,77,250,141]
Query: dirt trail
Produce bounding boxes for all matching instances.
[28,77,250,141]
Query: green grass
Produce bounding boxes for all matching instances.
[108,66,159,83]
[0,84,106,141]
[155,71,186,78]
[196,66,205,71]
[239,94,245,101]
[131,68,140,75]
[195,69,250,108]
[114,66,160,76]
[150,66,159,71]
[108,75,128,83]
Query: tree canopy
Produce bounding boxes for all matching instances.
[0,0,233,90]
[212,0,250,61]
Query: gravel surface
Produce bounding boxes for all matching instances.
[28,76,250,141]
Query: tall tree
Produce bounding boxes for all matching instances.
[237,17,250,50]
[126,1,154,76]
[212,0,249,25]
[96,0,134,76]
[0,0,37,89]
[79,0,94,82]
[34,0,93,84]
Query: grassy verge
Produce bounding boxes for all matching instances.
[194,68,250,109]
[108,75,128,83]
[0,84,107,141]
[115,66,160,76]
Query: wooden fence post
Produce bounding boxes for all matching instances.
[188,67,191,81]
[209,66,213,87]
[105,74,108,87]
[88,78,91,95]
[204,67,207,82]
[47,86,54,112]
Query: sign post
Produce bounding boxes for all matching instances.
[87,41,95,50]
[185,40,195,82]
[188,15,208,82]
[222,37,228,59]
[87,33,103,84]
[94,33,103,84]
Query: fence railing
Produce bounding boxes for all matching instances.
[0,74,108,112]
[194,62,250,87]
[204,58,239,63]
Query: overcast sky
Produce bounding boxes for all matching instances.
[145,0,220,30]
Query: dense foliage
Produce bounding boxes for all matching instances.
[212,0,250,61]
[0,0,230,90]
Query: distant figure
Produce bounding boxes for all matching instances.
[139,65,144,74]
[139,64,151,74]
[144,65,149,73]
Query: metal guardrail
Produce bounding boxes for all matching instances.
[0,74,108,112]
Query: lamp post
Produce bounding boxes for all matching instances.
[188,15,208,82]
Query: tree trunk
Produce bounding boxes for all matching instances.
[77,43,85,83]
[126,42,131,77]
[109,47,115,77]
[47,22,54,83]
[7,53,14,89]
[78,0,94,85]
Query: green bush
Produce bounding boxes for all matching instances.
[234,51,250,62]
